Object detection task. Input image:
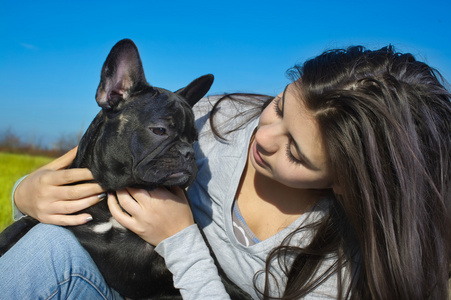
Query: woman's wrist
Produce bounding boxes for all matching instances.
[155,223,198,249]
[11,175,29,220]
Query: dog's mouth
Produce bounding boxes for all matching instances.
[133,143,197,188]
[162,171,194,187]
[134,162,196,188]
[166,172,187,179]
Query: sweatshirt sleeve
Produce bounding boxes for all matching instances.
[11,175,28,220]
[155,224,231,300]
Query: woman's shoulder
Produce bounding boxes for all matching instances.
[193,94,268,138]
[193,94,271,119]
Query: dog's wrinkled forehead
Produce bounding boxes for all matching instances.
[122,87,196,134]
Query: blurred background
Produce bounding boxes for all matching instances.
[1,0,450,152]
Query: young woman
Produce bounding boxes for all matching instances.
[2,45,450,299]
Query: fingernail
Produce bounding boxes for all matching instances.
[86,216,93,222]
[98,192,107,200]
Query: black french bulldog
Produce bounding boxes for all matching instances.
[0,39,251,300]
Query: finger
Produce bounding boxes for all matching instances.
[169,186,187,199]
[108,193,134,229]
[55,183,105,200]
[47,169,98,187]
[44,212,93,227]
[51,194,106,215]
[126,188,151,205]
[42,147,78,171]
[116,190,141,215]
[148,186,186,203]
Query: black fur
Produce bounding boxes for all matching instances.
[0,39,251,300]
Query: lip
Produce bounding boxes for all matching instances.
[252,141,269,168]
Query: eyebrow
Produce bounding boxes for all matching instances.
[281,85,320,171]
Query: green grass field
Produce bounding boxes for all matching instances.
[0,152,52,232]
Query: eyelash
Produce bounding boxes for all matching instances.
[273,97,303,165]
[286,142,303,165]
[273,97,283,117]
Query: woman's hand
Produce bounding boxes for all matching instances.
[14,147,106,226]
[108,187,194,246]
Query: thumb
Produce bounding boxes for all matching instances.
[44,147,78,170]
[169,186,188,202]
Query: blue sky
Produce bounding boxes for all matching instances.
[1,0,450,147]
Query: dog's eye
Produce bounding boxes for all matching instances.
[150,127,166,136]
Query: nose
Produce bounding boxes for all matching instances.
[179,146,195,161]
[255,121,286,154]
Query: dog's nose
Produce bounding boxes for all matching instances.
[179,147,194,161]
[185,151,194,160]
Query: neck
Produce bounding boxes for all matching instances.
[240,157,324,216]
[236,157,328,241]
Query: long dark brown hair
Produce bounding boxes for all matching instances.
[210,46,451,299]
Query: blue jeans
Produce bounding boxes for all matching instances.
[0,223,123,299]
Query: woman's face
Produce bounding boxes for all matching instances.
[250,83,332,190]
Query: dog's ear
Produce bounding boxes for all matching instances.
[175,74,214,107]
[95,39,147,110]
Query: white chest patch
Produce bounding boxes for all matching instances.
[92,217,127,234]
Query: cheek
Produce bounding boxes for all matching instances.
[273,161,332,189]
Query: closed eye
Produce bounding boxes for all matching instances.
[286,143,303,165]
[273,96,283,117]
[273,96,303,165]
